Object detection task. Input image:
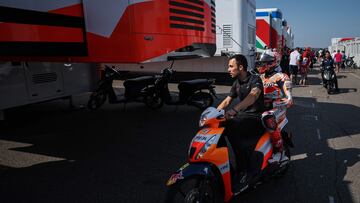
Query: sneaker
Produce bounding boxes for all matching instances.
[268,151,289,164]
[232,172,249,194]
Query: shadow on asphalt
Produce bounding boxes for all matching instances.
[0,100,205,203]
[234,96,360,203]
[0,93,359,203]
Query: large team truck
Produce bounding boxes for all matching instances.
[255,8,284,52]
[0,0,216,114]
[114,0,257,75]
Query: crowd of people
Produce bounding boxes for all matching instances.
[256,46,344,90]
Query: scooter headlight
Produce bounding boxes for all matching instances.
[199,112,210,127]
[196,136,216,159]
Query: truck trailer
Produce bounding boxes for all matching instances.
[0,0,216,112]
[114,0,257,75]
[255,8,284,52]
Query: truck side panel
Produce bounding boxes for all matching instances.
[0,0,216,63]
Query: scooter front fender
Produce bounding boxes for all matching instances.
[166,163,215,187]
[166,162,233,202]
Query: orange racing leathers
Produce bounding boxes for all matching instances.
[260,72,293,152]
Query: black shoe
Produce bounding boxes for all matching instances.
[232,172,249,195]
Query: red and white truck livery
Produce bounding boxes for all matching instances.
[114,0,257,75]
[0,0,216,112]
[255,8,284,51]
[0,0,216,63]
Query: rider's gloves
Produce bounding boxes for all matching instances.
[225,108,238,120]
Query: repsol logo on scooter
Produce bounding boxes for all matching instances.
[193,135,208,142]
[219,163,229,174]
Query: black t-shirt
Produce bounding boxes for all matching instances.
[229,72,264,115]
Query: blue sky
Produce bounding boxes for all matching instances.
[257,0,360,48]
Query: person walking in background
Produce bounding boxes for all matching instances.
[331,50,336,60]
[341,51,347,70]
[289,47,301,85]
[318,49,324,63]
[309,48,315,70]
[299,50,310,85]
[334,50,342,73]
[280,47,290,76]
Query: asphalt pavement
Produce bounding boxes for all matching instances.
[0,66,359,203]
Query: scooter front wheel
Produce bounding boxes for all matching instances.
[189,92,214,110]
[87,92,107,110]
[144,94,164,109]
[164,177,222,203]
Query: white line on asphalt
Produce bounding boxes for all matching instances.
[312,103,315,109]
[329,196,334,203]
[350,73,360,80]
[291,153,308,161]
[317,129,321,140]
[315,115,318,121]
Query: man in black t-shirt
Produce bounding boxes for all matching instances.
[217,54,265,176]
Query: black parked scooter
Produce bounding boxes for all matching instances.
[322,65,337,94]
[88,66,157,110]
[145,61,217,110]
[345,56,356,69]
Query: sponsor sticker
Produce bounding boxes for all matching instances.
[193,135,209,143]
[202,129,210,134]
[166,171,184,186]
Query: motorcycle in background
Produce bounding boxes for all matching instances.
[145,61,217,110]
[345,56,357,69]
[87,66,157,110]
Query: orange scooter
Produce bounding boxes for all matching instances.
[165,107,294,202]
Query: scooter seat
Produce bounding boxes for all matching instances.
[123,76,155,88]
[123,76,155,98]
[178,79,213,91]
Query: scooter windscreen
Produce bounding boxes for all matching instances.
[324,70,335,80]
[199,107,224,127]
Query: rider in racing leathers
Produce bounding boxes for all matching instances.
[257,52,293,163]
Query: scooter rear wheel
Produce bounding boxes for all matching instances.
[165,176,222,203]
